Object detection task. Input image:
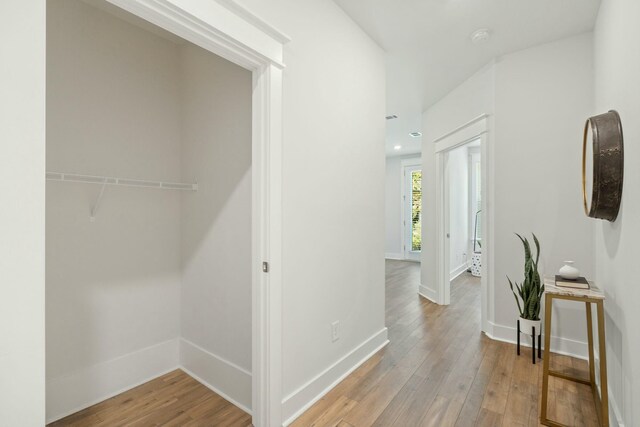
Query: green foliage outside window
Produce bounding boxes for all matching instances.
[411,171,422,251]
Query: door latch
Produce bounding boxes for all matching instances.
[262,262,269,273]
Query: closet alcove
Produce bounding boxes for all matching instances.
[46,0,253,422]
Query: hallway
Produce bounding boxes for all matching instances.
[293,260,599,426]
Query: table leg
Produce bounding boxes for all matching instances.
[540,293,553,423]
[538,333,542,359]
[586,302,595,386]
[597,300,609,426]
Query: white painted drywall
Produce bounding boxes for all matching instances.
[45,1,183,420]
[423,34,595,356]
[422,62,495,297]
[0,2,46,425]
[493,33,595,351]
[594,0,640,424]
[225,0,387,421]
[385,155,420,259]
[447,145,469,279]
[385,156,403,258]
[179,43,253,410]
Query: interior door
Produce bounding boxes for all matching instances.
[403,165,422,261]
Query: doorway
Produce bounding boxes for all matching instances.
[43,1,285,426]
[402,162,422,261]
[443,139,482,295]
[434,114,491,333]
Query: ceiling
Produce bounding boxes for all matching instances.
[333,0,601,156]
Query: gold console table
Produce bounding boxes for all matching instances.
[540,279,609,427]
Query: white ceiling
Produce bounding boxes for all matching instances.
[333,0,601,156]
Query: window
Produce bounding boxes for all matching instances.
[411,170,422,251]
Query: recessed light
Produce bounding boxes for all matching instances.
[409,132,422,138]
[471,28,491,44]
[386,114,398,120]
[393,145,402,150]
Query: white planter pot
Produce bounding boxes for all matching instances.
[470,252,481,277]
[519,317,541,333]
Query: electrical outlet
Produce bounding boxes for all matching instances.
[331,321,339,342]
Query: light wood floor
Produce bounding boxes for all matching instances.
[48,370,251,426]
[50,260,599,426]
[293,260,599,427]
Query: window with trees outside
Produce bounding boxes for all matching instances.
[411,170,422,251]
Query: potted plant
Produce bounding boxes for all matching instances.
[508,233,544,360]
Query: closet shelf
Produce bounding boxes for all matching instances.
[46,172,198,191]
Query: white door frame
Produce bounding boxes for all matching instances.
[434,114,493,334]
[401,158,422,261]
[103,1,288,425]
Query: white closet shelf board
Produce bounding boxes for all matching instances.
[46,172,198,191]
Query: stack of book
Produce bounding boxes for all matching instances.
[554,275,590,290]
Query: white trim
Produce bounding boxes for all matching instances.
[180,338,252,411]
[94,2,285,425]
[107,0,286,68]
[436,151,449,305]
[486,322,587,359]
[251,62,284,427]
[418,285,437,303]
[385,252,404,260]
[180,367,252,415]
[46,338,180,424]
[434,116,493,338]
[449,263,468,281]
[433,114,489,145]
[400,157,421,168]
[281,328,389,426]
[215,0,291,44]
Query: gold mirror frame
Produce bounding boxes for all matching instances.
[582,110,624,222]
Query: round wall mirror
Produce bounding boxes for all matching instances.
[582,110,624,222]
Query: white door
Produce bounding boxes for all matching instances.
[403,165,422,261]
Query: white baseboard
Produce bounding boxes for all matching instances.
[449,263,468,281]
[385,252,404,260]
[46,338,180,424]
[281,328,389,426]
[179,338,252,413]
[418,284,437,303]
[486,321,588,360]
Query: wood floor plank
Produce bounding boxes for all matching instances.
[47,370,250,427]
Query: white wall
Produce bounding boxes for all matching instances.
[493,33,594,351]
[225,0,388,423]
[422,62,495,297]
[423,34,595,356]
[594,0,640,424]
[0,2,46,426]
[46,1,183,420]
[447,145,469,279]
[385,155,420,259]
[180,43,253,410]
[11,0,386,422]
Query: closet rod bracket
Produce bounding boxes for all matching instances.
[90,181,108,222]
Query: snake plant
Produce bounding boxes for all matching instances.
[507,233,544,321]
